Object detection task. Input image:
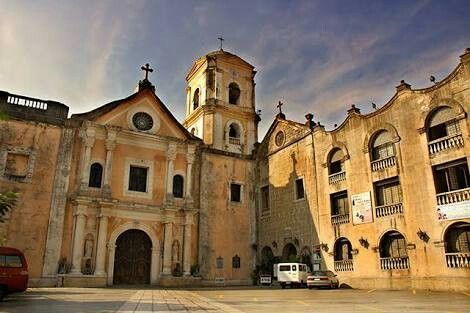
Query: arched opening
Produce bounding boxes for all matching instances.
[228,123,241,145]
[228,82,240,105]
[426,106,459,141]
[88,163,103,188]
[444,222,470,253]
[370,130,394,161]
[334,238,352,261]
[113,229,152,285]
[172,175,184,198]
[379,230,409,270]
[444,222,470,268]
[193,88,200,110]
[190,127,197,135]
[260,246,274,274]
[282,243,297,262]
[328,148,344,175]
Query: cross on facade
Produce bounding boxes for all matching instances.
[277,101,284,114]
[218,36,224,50]
[141,63,153,80]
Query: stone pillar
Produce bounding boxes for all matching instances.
[162,222,173,275]
[183,216,193,276]
[70,211,87,274]
[166,143,177,199]
[186,146,195,198]
[94,215,108,276]
[79,127,96,189]
[103,128,117,194]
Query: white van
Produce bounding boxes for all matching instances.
[276,263,310,288]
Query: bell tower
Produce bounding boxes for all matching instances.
[183,48,259,155]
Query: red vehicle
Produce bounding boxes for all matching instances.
[0,247,28,300]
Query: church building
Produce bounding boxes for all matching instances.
[0,48,469,291]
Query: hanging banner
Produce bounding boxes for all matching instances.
[437,200,470,220]
[351,192,373,225]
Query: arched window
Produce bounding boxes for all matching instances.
[193,88,200,110]
[228,123,241,145]
[371,130,394,161]
[427,107,459,141]
[172,175,184,198]
[444,222,470,254]
[328,149,344,174]
[379,231,407,259]
[88,163,103,188]
[334,238,352,261]
[228,83,240,105]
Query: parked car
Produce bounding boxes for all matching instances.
[276,263,310,288]
[307,270,339,289]
[0,247,28,300]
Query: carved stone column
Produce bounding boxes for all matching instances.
[94,215,108,276]
[166,143,177,199]
[162,221,173,275]
[186,146,195,199]
[70,211,87,274]
[103,127,117,195]
[183,215,193,276]
[79,127,96,189]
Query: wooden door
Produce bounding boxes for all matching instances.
[113,229,151,285]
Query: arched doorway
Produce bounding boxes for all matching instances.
[260,246,274,274]
[282,243,297,262]
[113,229,152,285]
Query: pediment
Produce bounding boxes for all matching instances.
[72,89,193,140]
[263,119,311,153]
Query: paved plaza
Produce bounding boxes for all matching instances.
[0,287,469,313]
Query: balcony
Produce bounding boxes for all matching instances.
[428,133,464,155]
[331,213,349,225]
[329,171,346,185]
[228,137,241,145]
[445,252,470,268]
[375,202,403,218]
[334,260,354,272]
[436,187,470,205]
[380,256,409,270]
[371,155,396,172]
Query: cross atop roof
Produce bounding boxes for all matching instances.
[141,63,153,80]
[218,36,224,51]
[277,101,284,114]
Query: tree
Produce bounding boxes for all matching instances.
[0,191,18,223]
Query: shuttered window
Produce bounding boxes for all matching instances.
[433,159,470,193]
[331,191,348,216]
[380,231,407,258]
[375,177,402,206]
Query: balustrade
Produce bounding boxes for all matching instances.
[428,134,464,154]
[329,171,346,185]
[371,155,396,171]
[375,202,403,217]
[331,213,349,225]
[229,137,241,145]
[445,253,470,268]
[436,187,470,205]
[334,260,354,271]
[380,256,409,270]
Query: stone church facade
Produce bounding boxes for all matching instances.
[0,48,469,290]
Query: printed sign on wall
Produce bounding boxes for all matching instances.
[437,200,470,220]
[351,192,373,225]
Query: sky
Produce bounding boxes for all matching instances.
[1,0,469,137]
